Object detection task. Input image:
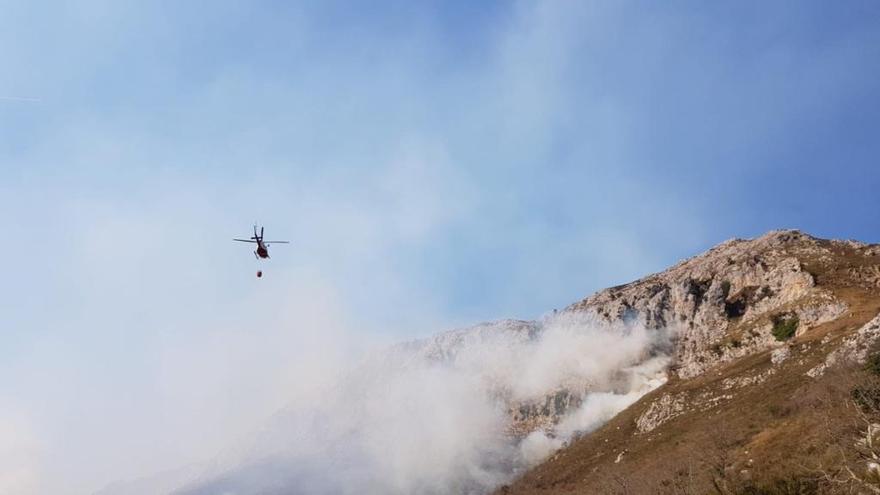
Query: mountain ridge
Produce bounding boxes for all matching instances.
[100,230,880,495]
[496,229,880,494]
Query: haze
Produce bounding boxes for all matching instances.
[1,1,879,493]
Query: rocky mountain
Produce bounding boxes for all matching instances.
[103,229,880,495]
[497,230,880,494]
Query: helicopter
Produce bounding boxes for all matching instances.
[233,225,289,261]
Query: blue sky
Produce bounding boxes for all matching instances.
[1,1,879,493]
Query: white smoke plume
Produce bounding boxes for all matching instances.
[173,312,670,495]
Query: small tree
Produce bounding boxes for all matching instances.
[771,315,799,341]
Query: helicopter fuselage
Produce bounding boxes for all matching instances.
[256,242,269,259]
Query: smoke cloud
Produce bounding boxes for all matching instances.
[172,313,670,495]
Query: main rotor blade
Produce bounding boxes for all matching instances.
[233,239,258,243]
[263,241,290,243]
[261,226,264,238]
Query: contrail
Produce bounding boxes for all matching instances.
[0,96,41,102]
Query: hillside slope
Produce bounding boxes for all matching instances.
[497,230,880,494]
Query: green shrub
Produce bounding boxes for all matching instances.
[771,315,799,341]
[866,353,880,376]
[852,385,880,412]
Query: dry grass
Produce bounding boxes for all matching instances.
[500,360,880,494]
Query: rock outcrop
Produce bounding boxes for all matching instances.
[498,230,880,495]
[407,231,879,444]
[567,230,851,378]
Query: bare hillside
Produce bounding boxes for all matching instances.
[497,230,880,494]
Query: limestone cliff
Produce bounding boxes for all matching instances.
[498,230,880,494]
[568,230,860,379]
[399,231,879,444]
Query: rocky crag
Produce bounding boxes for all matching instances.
[497,229,880,494]
[390,230,880,443]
